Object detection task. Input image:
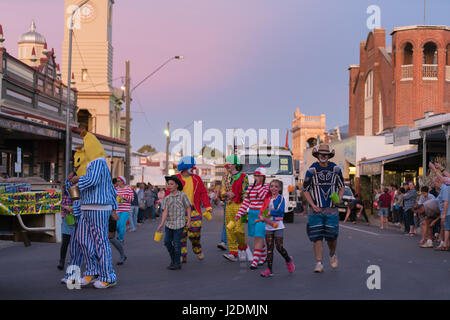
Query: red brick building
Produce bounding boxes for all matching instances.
[349,26,450,137]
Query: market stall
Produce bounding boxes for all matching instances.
[0,178,62,246]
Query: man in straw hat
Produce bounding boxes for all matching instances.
[303,144,345,273]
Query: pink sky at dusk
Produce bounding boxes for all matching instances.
[1,0,449,152]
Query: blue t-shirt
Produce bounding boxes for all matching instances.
[303,161,345,208]
[438,184,450,216]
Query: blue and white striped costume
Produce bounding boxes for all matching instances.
[65,200,83,281]
[75,157,118,283]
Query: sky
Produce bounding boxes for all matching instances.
[1,0,449,153]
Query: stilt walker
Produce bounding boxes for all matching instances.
[169,156,212,263]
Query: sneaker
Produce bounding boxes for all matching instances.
[238,250,246,262]
[217,242,227,251]
[57,260,64,270]
[169,264,182,270]
[330,255,338,269]
[314,262,324,273]
[249,264,258,270]
[420,240,434,248]
[80,275,98,286]
[245,247,253,261]
[223,253,238,262]
[196,253,205,260]
[60,277,68,284]
[93,280,117,289]
[286,256,295,273]
[260,268,273,277]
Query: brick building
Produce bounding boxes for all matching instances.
[349,25,450,137]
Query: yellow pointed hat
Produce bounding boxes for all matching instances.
[81,130,106,162]
[73,146,88,176]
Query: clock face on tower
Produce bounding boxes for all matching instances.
[80,3,96,22]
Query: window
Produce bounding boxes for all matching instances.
[403,43,413,65]
[81,69,88,82]
[365,70,373,99]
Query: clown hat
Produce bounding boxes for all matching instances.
[177,156,196,172]
[253,166,266,177]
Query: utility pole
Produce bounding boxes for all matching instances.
[424,0,426,25]
[165,121,170,175]
[125,60,131,182]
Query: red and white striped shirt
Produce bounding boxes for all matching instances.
[115,186,134,213]
[236,183,269,218]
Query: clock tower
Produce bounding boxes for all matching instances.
[61,0,123,140]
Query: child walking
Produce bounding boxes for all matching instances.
[260,180,295,277]
[157,175,192,270]
[236,167,269,269]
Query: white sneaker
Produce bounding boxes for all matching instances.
[217,242,227,251]
[223,253,238,262]
[238,250,247,262]
[245,247,253,261]
[330,255,338,269]
[420,240,434,248]
[93,280,117,289]
[80,275,97,286]
[314,262,324,273]
[60,277,67,284]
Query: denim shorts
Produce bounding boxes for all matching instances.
[378,208,389,217]
[307,209,339,242]
[444,216,450,231]
[248,209,266,238]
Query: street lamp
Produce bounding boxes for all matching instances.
[65,0,90,179]
[123,56,183,181]
[164,122,170,175]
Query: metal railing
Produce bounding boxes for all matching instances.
[401,64,413,80]
[423,64,438,79]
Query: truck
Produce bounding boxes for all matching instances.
[237,145,298,223]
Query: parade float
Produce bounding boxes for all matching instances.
[0,177,62,246]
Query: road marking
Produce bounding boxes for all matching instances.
[340,224,380,236]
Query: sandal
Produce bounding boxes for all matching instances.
[435,245,449,251]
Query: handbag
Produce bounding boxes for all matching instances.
[65,214,75,226]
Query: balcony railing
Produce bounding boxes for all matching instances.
[401,64,413,80]
[423,64,438,79]
[446,65,450,81]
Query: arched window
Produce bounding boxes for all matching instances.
[364,71,374,135]
[306,137,317,148]
[446,44,450,81]
[401,43,414,80]
[423,42,438,79]
[365,70,373,99]
[403,43,413,64]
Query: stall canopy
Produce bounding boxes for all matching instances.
[360,149,419,175]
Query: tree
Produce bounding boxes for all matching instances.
[201,146,223,160]
[137,145,156,154]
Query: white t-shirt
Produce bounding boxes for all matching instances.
[265,197,285,231]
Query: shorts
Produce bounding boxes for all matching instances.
[378,208,389,217]
[109,216,117,233]
[307,209,339,242]
[444,216,450,231]
[247,209,266,238]
[265,229,284,238]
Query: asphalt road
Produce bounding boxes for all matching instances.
[0,205,449,300]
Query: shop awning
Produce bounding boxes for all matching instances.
[360,149,418,175]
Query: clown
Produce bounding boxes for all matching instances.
[170,156,213,262]
[69,131,118,288]
[220,154,253,262]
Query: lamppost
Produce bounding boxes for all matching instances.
[123,56,183,182]
[65,0,90,179]
[164,122,170,175]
